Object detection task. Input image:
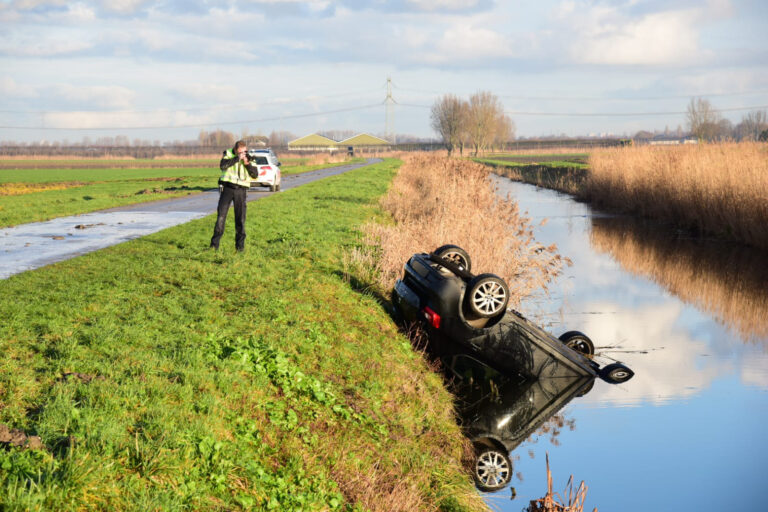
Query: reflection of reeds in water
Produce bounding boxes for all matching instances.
[526,453,593,512]
[590,216,768,344]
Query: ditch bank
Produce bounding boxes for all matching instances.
[0,159,486,512]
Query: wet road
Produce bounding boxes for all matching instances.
[0,159,379,279]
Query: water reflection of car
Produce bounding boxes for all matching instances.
[444,353,594,492]
[246,148,282,192]
[391,244,634,383]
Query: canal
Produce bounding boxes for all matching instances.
[476,176,768,511]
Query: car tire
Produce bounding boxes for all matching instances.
[433,244,471,272]
[474,448,512,492]
[269,184,276,192]
[599,363,635,384]
[558,331,595,356]
[465,274,509,318]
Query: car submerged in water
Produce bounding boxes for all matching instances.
[391,244,635,492]
[391,244,634,383]
[246,148,282,192]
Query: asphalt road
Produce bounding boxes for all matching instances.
[0,158,380,280]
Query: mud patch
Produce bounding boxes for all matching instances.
[0,181,90,196]
[0,423,44,450]
[61,372,106,384]
[74,223,106,229]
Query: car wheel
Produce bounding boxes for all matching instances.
[276,183,281,191]
[599,363,634,384]
[269,184,276,192]
[474,448,512,492]
[558,331,595,356]
[466,274,509,318]
[433,244,471,272]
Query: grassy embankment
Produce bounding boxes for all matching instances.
[477,143,768,249]
[0,157,363,228]
[0,159,486,512]
[474,153,588,195]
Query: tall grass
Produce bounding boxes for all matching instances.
[354,154,567,306]
[587,142,768,249]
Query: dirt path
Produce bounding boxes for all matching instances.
[0,159,379,279]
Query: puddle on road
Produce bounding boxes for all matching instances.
[0,210,207,279]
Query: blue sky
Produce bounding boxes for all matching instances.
[1,0,767,143]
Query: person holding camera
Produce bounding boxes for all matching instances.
[210,140,256,252]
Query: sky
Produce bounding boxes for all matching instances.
[1,0,767,144]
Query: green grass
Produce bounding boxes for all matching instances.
[474,155,589,195]
[0,160,367,228]
[0,159,483,512]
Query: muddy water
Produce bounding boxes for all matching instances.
[480,176,768,511]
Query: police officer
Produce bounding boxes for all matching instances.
[210,140,255,252]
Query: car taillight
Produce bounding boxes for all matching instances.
[423,306,441,329]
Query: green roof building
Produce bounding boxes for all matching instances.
[287,133,391,151]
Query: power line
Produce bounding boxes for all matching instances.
[393,85,768,101]
[0,103,382,131]
[505,104,768,117]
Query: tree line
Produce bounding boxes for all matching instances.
[686,98,768,142]
[430,91,515,156]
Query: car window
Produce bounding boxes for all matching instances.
[253,156,268,165]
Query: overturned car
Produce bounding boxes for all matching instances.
[391,245,634,384]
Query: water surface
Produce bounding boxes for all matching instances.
[481,177,768,511]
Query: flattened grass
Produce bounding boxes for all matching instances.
[0,159,484,512]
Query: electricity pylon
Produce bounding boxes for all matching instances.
[384,76,396,144]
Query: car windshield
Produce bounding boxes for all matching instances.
[252,156,268,165]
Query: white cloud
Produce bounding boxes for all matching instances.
[405,0,483,11]
[549,1,735,66]
[52,84,136,110]
[0,36,93,56]
[0,77,39,99]
[575,301,733,407]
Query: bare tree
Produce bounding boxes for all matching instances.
[735,110,768,141]
[686,97,721,141]
[494,113,515,151]
[430,94,467,156]
[467,91,507,155]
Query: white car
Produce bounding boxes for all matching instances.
[246,148,282,192]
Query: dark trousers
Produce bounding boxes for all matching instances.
[210,183,247,250]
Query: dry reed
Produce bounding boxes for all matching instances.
[357,154,567,306]
[587,142,768,249]
[525,453,594,512]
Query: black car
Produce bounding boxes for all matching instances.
[391,245,633,383]
[444,352,595,492]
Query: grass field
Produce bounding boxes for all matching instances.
[474,153,588,195]
[0,159,485,511]
[0,158,363,228]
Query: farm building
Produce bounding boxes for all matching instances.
[287,133,390,153]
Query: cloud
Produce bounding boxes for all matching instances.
[51,84,136,110]
[0,77,39,99]
[0,35,94,57]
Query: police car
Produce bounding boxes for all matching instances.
[246,148,282,192]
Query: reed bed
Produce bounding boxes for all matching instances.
[587,143,768,249]
[353,154,567,306]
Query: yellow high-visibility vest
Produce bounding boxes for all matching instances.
[219,148,251,187]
